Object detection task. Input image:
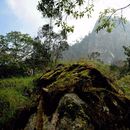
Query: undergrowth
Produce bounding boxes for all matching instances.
[0,60,130,127]
[0,74,41,126]
[115,75,130,98]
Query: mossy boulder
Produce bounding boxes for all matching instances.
[3,63,130,130]
[24,63,129,130]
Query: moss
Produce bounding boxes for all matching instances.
[79,69,90,77]
[4,62,130,130]
[38,64,124,102]
[41,64,94,92]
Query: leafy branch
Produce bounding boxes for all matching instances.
[96,3,130,32]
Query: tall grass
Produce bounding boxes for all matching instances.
[0,74,41,126]
[115,75,130,98]
[0,88,30,124]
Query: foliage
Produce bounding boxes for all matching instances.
[123,45,130,71]
[6,31,33,62]
[115,75,130,98]
[0,88,29,125]
[96,11,127,33]
[0,32,34,77]
[0,31,62,77]
[0,76,35,92]
[37,0,94,37]
[38,24,69,64]
[87,52,100,60]
[0,64,27,78]
[37,0,130,37]
[25,37,51,73]
[0,75,40,126]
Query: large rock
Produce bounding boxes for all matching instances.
[6,63,130,130]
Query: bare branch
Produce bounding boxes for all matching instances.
[109,3,130,19]
[115,3,130,12]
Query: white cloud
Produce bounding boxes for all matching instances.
[6,0,40,22]
[5,0,130,43]
[6,0,48,36]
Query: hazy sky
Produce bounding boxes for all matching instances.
[0,0,130,44]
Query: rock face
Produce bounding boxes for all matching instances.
[5,63,130,130]
[23,63,130,130]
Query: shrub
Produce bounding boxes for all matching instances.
[115,75,130,98]
[0,75,41,126]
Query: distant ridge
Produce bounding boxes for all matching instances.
[63,19,130,64]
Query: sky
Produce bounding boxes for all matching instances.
[0,0,130,44]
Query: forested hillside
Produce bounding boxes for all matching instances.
[63,20,130,64]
